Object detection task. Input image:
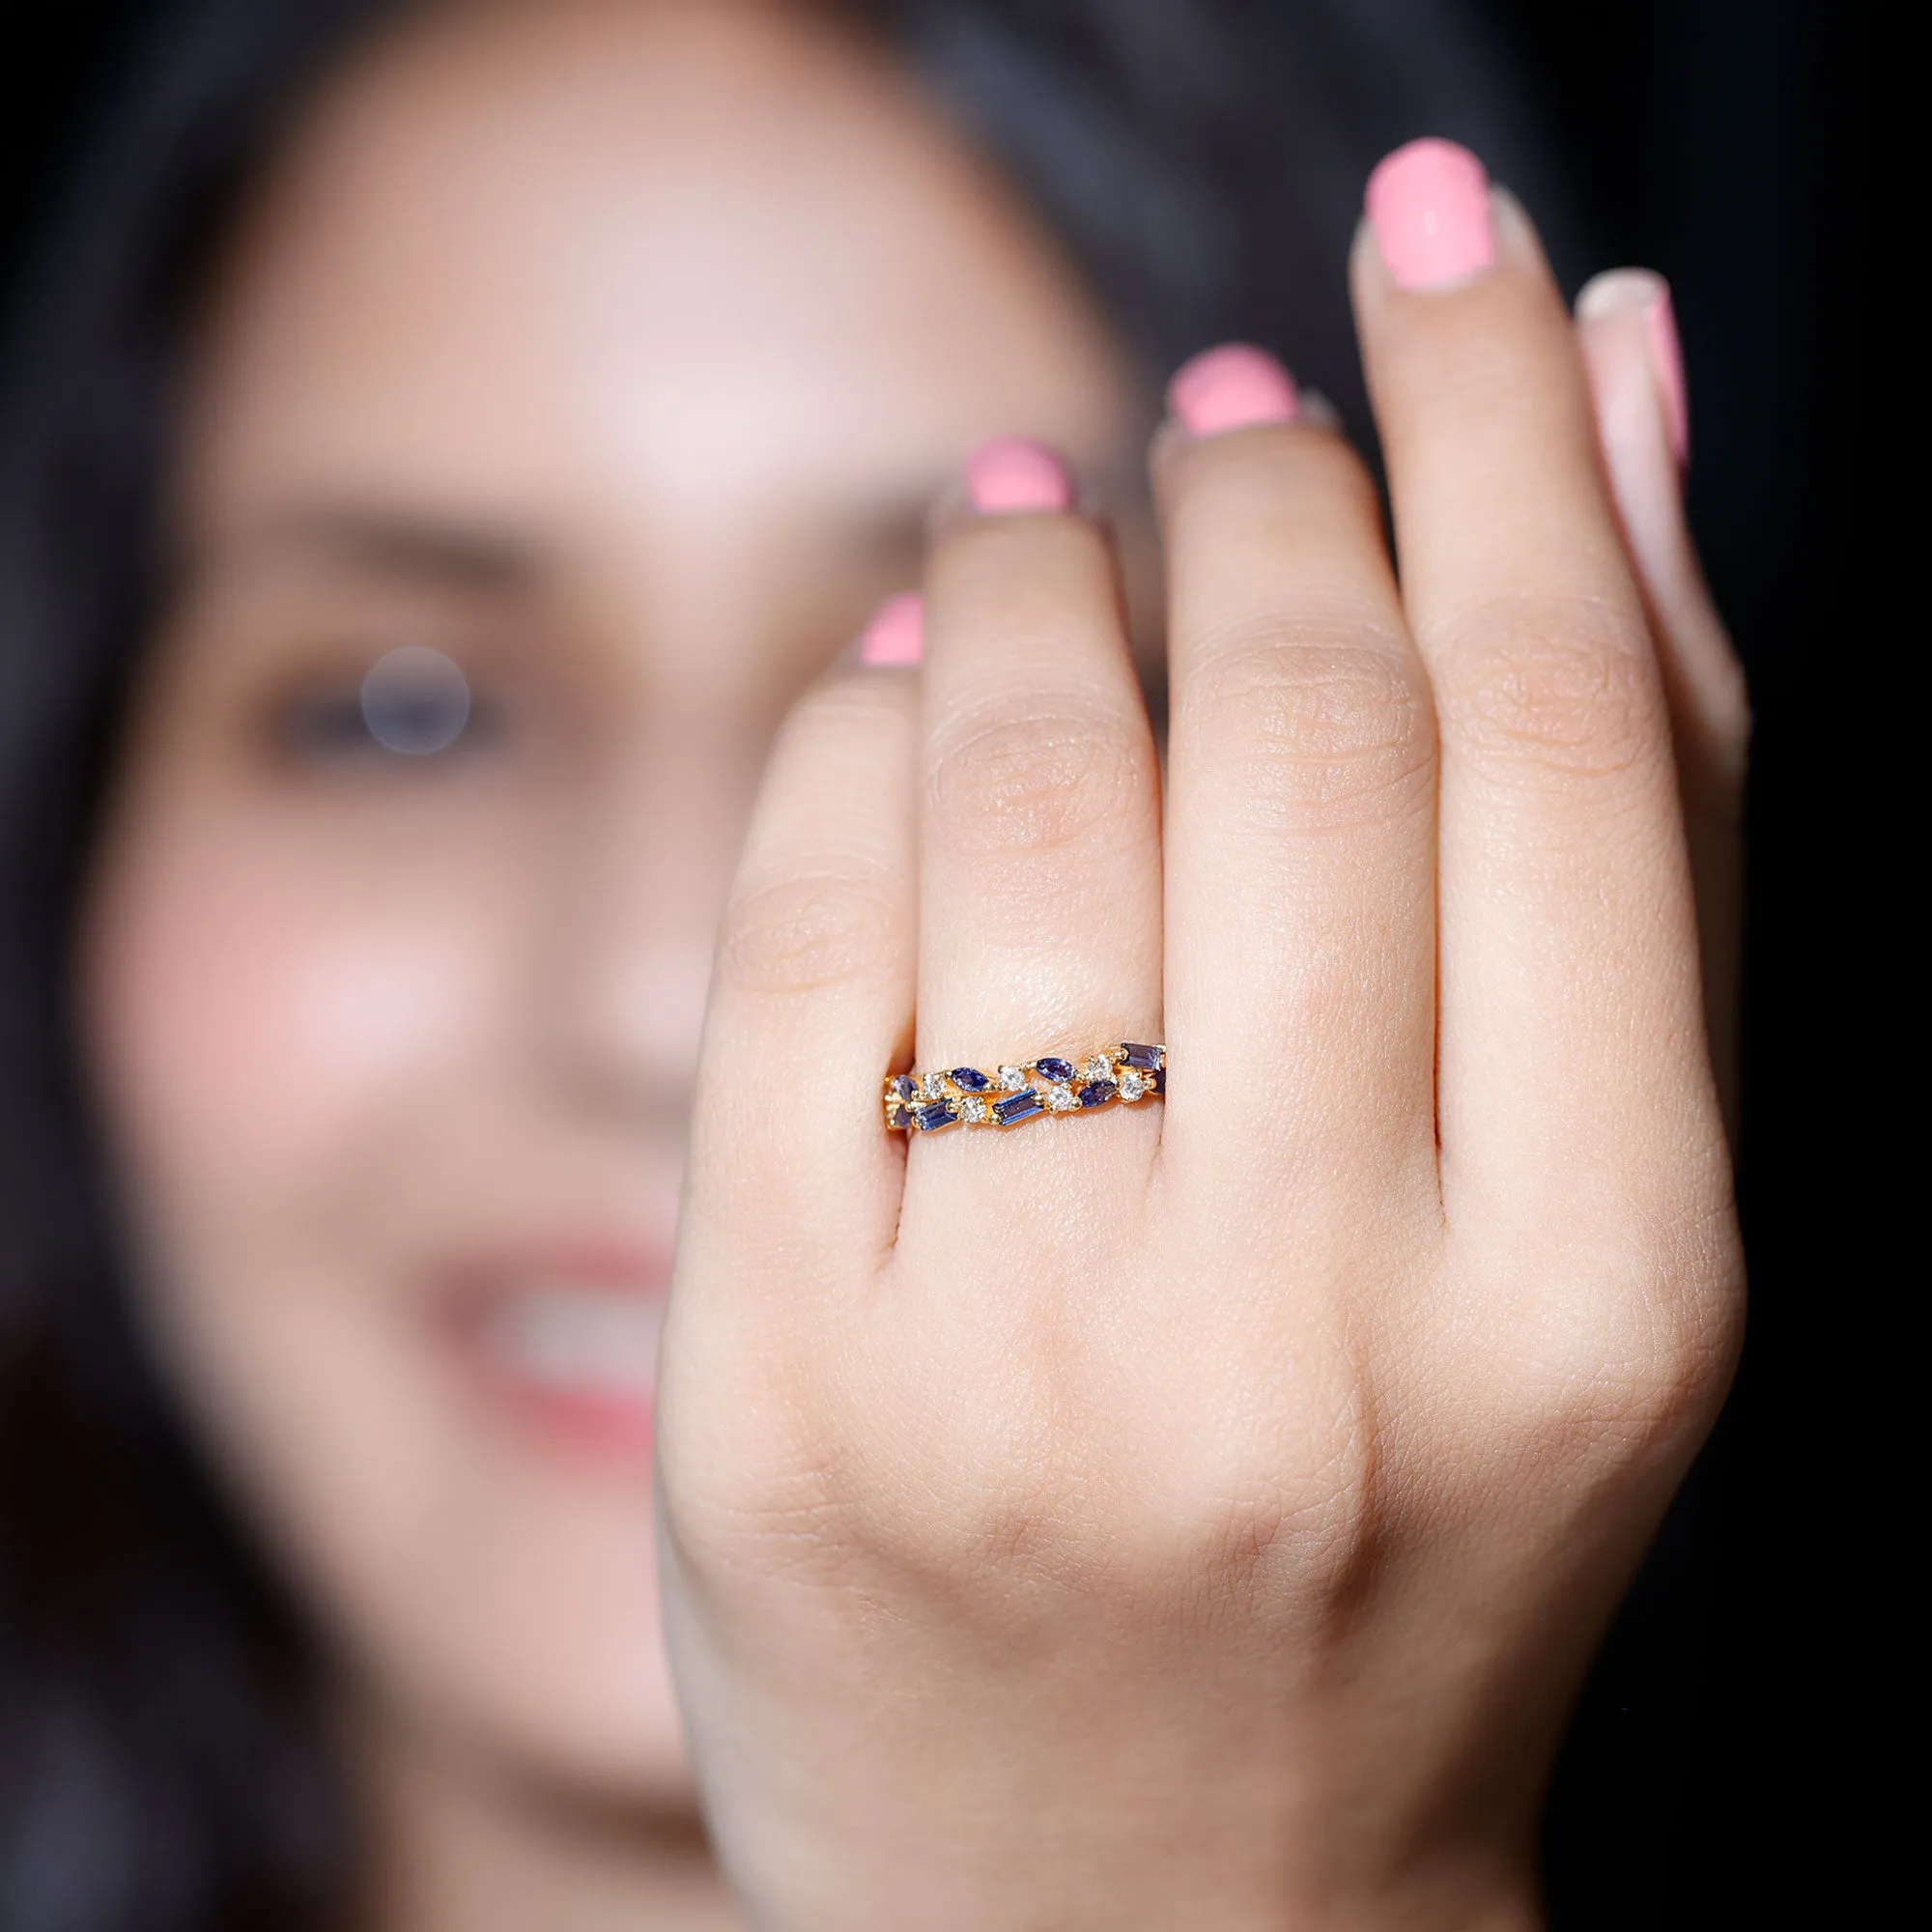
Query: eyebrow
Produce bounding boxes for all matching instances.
[204,503,544,594]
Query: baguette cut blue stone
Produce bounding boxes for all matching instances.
[1035,1058,1076,1082]
[993,1091,1044,1126]
[1077,1080,1115,1109]
[950,1066,990,1091]
[914,1100,959,1132]
[1120,1042,1163,1071]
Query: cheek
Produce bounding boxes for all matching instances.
[85,820,503,1230]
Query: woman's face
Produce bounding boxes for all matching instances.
[82,0,1138,1802]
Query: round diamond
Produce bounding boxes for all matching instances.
[997,1065,1030,1092]
[922,1071,948,1100]
[1081,1055,1112,1080]
[959,1094,989,1123]
[1044,1083,1078,1113]
[1117,1071,1147,1102]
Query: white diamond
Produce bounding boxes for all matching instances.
[1044,1083,1078,1113]
[922,1072,947,1100]
[997,1065,1030,1092]
[959,1094,988,1123]
[1081,1055,1112,1080]
[1117,1071,1147,1101]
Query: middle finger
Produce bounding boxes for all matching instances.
[1156,352,1441,1226]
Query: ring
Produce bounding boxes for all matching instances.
[884,1043,1166,1133]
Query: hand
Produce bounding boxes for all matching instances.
[657,144,1746,1930]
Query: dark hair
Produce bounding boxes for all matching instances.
[0,5,1573,1925]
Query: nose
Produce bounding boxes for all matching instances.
[535,720,755,1132]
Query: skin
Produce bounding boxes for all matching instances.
[77,0,1747,1926]
[665,196,1747,1924]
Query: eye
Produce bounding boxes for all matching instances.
[279,645,493,762]
[360,645,470,753]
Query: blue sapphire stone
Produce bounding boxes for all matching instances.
[1120,1042,1162,1071]
[1077,1080,1115,1109]
[886,1102,911,1130]
[891,1074,919,1101]
[914,1100,959,1132]
[993,1091,1044,1126]
[950,1066,990,1091]
[1148,1067,1165,1094]
[1035,1057,1076,1083]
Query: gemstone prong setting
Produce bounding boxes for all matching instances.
[883,1043,1165,1133]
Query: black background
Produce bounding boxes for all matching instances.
[1,0,1860,1922]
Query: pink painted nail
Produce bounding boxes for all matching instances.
[1168,344,1300,437]
[1365,137,1494,289]
[965,438,1073,514]
[1643,281,1690,469]
[858,591,924,667]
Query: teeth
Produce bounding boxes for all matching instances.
[480,1291,663,1398]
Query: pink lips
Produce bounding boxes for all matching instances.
[440,1245,670,1463]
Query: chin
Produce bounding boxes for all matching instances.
[344,1478,698,1805]
[156,1251,699,1807]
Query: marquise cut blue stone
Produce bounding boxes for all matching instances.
[1120,1042,1162,1071]
[1148,1067,1165,1094]
[1035,1058,1076,1083]
[993,1091,1044,1126]
[950,1066,990,1091]
[914,1100,959,1132]
[1077,1081,1115,1109]
[891,1075,919,1100]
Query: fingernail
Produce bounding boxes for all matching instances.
[965,438,1073,514]
[1577,268,1690,468]
[858,591,923,667]
[1365,137,1494,289]
[1167,344,1300,437]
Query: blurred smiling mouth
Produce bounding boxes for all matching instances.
[445,1258,668,1460]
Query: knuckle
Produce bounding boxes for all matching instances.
[1684,645,1753,794]
[1633,1200,1747,1429]
[1436,599,1662,781]
[1190,626,1434,829]
[773,673,918,783]
[1191,1454,1378,1620]
[929,704,1147,867]
[1506,1203,1745,1456]
[717,867,902,997]
[1702,648,1752,754]
[789,670,913,742]
[1173,418,1378,514]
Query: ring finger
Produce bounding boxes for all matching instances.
[909,439,1165,1218]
